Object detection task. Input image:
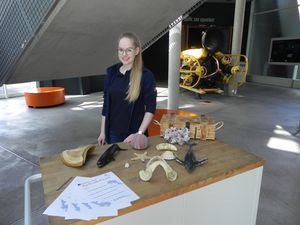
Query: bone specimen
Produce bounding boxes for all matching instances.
[139,156,177,182]
[156,143,177,151]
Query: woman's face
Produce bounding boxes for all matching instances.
[118,37,139,66]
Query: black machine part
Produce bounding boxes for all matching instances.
[202,26,225,54]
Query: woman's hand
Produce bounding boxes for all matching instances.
[123,133,136,143]
[98,132,106,145]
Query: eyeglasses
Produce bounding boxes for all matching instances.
[118,47,135,55]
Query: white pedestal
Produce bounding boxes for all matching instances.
[99,167,263,225]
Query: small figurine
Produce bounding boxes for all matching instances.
[97,144,126,168]
[175,143,208,172]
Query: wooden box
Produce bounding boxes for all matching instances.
[159,113,216,140]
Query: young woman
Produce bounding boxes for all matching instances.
[98,32,157,145]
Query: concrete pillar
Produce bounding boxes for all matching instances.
[167,21,182,110]
[246,0,255,59]
[228,0,246,96]
[3,84,8,98]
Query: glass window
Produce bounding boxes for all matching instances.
[248,3,300,79]
[0,82,36,99]
[255,0,299,13]
[254,0,278,12]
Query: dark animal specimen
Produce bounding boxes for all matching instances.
[97,144,127,168]
[175,143,208,172]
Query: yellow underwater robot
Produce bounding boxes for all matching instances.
[180,27,248,94]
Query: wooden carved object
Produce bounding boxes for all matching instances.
[61,144,96,167]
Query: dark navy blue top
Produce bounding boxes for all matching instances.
[102,63,157,142]
[109,69,131,136]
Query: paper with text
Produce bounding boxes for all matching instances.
[43,172,139,221]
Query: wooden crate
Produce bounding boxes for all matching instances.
[159,113,215,140]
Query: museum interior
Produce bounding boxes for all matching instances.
[0,0,299,225]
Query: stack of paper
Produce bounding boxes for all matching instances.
[43,172,140,221]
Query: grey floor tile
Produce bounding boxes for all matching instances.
[0,82,300,225]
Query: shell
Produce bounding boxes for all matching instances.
[161,151,175,160]
[131,134,148,150]
[156,143,177,151]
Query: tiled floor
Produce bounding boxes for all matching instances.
[0,82,300,225]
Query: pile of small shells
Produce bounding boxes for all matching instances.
[163,127,190,145]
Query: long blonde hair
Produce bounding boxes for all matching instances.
[119,32,143,102]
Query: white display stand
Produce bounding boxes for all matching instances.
[99,167,263,225]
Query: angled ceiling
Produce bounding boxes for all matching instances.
[6,0,202,84]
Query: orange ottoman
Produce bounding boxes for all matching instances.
[24,87,65,107]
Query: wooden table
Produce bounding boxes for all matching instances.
[40,136,265,225]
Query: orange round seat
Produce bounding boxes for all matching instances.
[24,87,65,107]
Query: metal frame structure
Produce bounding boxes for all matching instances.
[0,0,55,85]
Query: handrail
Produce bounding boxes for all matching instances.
[24,173,42,225]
